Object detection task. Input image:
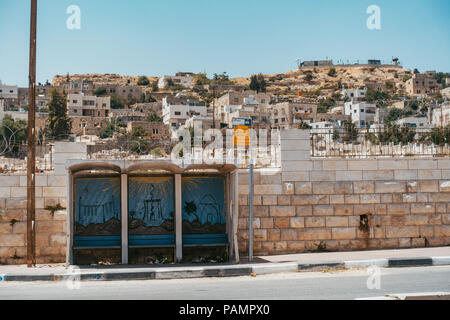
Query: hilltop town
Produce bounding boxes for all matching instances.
[1,58,449,162]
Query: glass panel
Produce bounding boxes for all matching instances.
[74,177,121,236]
[128,177,174,235]
[182,176,226,234]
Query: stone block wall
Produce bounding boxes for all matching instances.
[237,129,450,255]
[0,173,67,264]
[0,142,85,264]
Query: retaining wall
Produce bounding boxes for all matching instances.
[236,130,450,255]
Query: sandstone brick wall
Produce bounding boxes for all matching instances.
[0,142,85,264]
[236,129,450,255]
[0,174,67,264]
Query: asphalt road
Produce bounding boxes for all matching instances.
[0,266,449,300]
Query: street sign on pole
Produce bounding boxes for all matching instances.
[232,117,252,147]
[232,117,254,262]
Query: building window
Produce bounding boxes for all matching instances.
[175,112,181,116]
[74,109,77,113]
[152,128,159,134]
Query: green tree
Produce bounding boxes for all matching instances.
[94,87,107,96]
[305,74,314,82]
[343,121,358,142]
[0,115,28,155]
[98,121,122,139]
[365,88,390,107]
[110,94,124,109]
[131,126,148,137]
[47,88,71,139]
[146,111,163,122]
[384,108,403,124]
[151,80,159,92]
[194,73,210,86]
[328,68,337,77]
[249,74,266,93]
[317,98,335,113]
[137,76,150,86]
[165,78,174,89]
[212,72,232,84]
[297,121,311,129]
[249,75,259,92]
[130,138,148,154]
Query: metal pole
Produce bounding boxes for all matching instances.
[248,124,254,263]
[27,0,37,267]
[212,87,216,129]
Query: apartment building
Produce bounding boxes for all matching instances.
[432,103,450,127]
[341,88,367,101]
[162,96,207,130]
[68,93,110,117]
[441,87,450,99]
[110,109,146,123]
[67,93,111,134]
[158,72,195,89]
[344,101,377,128]
[56,79,95,95]
[271,102,317,130]
[126,121,170,140]
[0,81,19,108]
[220,94,271,130]
[405,72,439,96]
[396,116,431,128]
[298,60,333,69]
[215,91,271,124]
[18,85,52,110]
[205,83,244,94]
[94,84,142,102]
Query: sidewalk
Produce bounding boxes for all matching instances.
[1,246,449,282]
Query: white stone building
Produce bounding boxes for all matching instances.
[344,101,377,128]
[158,72,195,89]
[341,88,367,101]
[162,96,207,130]
[396,116,432,128]
[432,103,450,127]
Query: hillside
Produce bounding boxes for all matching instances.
[233,65,412,100]
[52,73,159,87]
[52,65,413,101]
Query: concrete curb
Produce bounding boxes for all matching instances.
[1,256,449,282]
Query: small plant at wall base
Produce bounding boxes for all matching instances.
[45,203,66,217]
[9,219,19,227]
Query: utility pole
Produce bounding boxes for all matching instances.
[27,0,37,267]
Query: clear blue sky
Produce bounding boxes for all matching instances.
[1,0,449,87]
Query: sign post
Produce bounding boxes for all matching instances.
[232,117,253,262]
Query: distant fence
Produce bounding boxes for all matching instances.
[311,127,450,158]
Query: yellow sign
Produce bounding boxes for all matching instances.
[233,125,250,146]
